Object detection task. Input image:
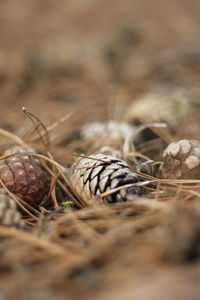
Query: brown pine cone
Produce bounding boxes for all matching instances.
[160,139,200,179]
[71,154,143,204]
[0,188,23,228]
[0,147,49,206]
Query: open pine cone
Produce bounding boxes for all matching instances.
[71,154,143,204]
[0,188,23,228]
[160,139,200,179]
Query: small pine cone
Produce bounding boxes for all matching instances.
[81,121,132,141]
[0,147,49,206]
[0,188,23,228]
[125,90,192,129]
[161,139,200,179]
[71,154,143,204]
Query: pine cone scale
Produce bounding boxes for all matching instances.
[0,164,15,191]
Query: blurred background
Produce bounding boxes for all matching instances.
[0,0,200,145]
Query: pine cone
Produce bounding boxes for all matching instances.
[160,139,200,179]
[0,188,23,228]
[81,121,132,141]
[71,154,143,204]
[0,147,49,206]
[125,89,192,129]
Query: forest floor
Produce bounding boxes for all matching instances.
[0,1,200,299]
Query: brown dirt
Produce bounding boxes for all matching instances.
[0,1,200,299]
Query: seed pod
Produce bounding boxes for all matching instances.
[0,188,23,228]
[0,147,49,206]
[160,139,200,179]
[71,154,143,203]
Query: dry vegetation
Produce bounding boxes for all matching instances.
[0,0,200,299]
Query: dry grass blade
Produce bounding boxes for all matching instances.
[72,153,116,165]
[0,179,40,220]
[22,110,67,209]
[126,151,151,160]
[61,171,90,208]
[46,171,60,208]
[41,161,84,208]
[23,113,73,144]
[135,117,174,143]
[30,152,88,208]
[137,138,164,154]
[0,226,66,256]
[22,107,51,152]
[0,128,29,149]
[100,181,154,198]
[28,152,65,172]
[123,122,167,155]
